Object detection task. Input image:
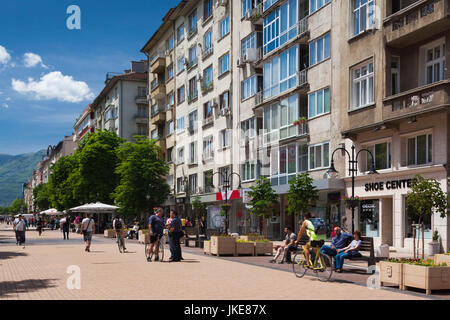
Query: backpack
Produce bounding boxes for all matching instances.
[114,219,122,230]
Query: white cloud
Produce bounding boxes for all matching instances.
[23,52,47,68]
[6,97,11,101]
[2,103,8,108]
[0,45,11,65]
[12,71,95,103]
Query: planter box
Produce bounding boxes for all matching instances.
[239,235,265,242]
[138,233,149,244]
[254,242,273,256]
[379,261,404,290]
[104,229,115,238]
[236,242,255,256]
[203,240,211,255]
[434,254,450,265]
[403,264,450,295]
[210,236,236,256]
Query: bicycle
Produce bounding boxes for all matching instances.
[292,240,333,282]
[117,232,126,253]
[145,233,165,262]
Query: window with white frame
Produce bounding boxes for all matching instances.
[270,143,297,186]
[263,94,298,144]
[177,85,185,103]
[203,65,213,88]
[188,110,198,131]
[352,61,374,109]
[203,135,214,159]
[204,29,213,55]
[297,143,308,172]
[177,147,184,164]
[309,142,329,170]
[308,87,330,118]
[352,0,375,36]
[242,161,257,182]
[167,64,174,80]
[240,117,256,145]
[189,142,197,164]
[167,120,174,136]
[407,133,432,166]
[365,141,391,171]
[218,166,232,186]
[151,129,158,140]
[189,174,198,194]
[177,24,185,43]
[219,129,231,149]
[264,0,279,11]
[188,9,197,35]
[188,46,197,68]
[242,32,262,57]
[242,75,263,100]
[176,116,185,132]
[189,77,198,100]
[177,177,184,193]
[177,56,185,73]
[219,16,229,39]
[219,53,230,75]
[167,36,174,51]
[263,45,298,100]
[219,91,230,110]
[263,0,298,55]
[168,91,174,108]
[241,0,254,17]
[309,0,331,14]
[424,39,446,85]
[309,33,330,66]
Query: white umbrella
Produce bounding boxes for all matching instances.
[40,208,64,216]
[69,202,120,213]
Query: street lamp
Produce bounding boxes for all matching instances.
[210,168,242,234]
[325,145,378,232]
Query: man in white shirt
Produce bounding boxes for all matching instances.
[81,214,95,252]
[13,215,26,248]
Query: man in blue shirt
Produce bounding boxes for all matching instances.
[168,210,183,262]
[147,208,165,262]
[320,226,353,258]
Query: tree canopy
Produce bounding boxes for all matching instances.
[10,198,27,214]
[33,183,51,212]
[247,177,279,219]
[287,172,318,217]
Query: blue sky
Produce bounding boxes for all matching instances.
[0,0,179,155]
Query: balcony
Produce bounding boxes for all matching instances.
[202,151,214,162]
[383,0,450,48]
[297,122,309,137]
[151,106,166,124]
[243,3,263,24]
[150,80,166,99]
[202,46,214,60]
[201,81,214,94]
[135,112,149,124]
[151,51,166,74]
[382,80,450,122]
[135,95,148,104]
[202,116,214,128]
[240,47,263,67]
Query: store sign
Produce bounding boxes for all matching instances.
[365,179,412,192]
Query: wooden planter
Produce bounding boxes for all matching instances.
[434,254,450,265]
[138,233,149,244]
[254,242,273,256]
[403,264,450,295]
[104,229,115,238]
[236,242,255,256]
[379,261,404,290]
[138,230,148,243]
[239,235,265,242]
[210,236,236,256]
[203,240,211,255]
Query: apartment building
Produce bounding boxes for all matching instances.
[339,0,450,253]
[89,61,149,141]
[73,105,95,145]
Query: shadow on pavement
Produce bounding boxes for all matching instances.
[0,251,28,260]
[0,279,57,298]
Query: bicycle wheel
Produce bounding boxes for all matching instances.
[292,251,308,278]
[117,235,123,253]
[158,237,164,262]
[316,253,333,282]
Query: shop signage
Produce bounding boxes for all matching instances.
[365,179,412,192]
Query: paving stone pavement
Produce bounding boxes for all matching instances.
[0,224,437,300]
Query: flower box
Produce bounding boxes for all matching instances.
[236,242,255,256]
[203,240,211,255]
[403,264,450,295]
[210,236,236,256]
[254,241,273,256]
[138,230,150,244]
[434,254,450,265]
[239,234,265,242]
[104,229,115,238]
[379,261,405,290]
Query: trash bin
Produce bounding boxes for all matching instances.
[376,244,390,258]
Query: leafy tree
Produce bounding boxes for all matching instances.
[192,195,206,233]
[287,172,318,217]
[10,198,27,214]
[48,155,79,211]
[33,183,51,212]
[112,136,170,219]
[247,177,279,237]
[0,206,11,215]
[406,174,449,258]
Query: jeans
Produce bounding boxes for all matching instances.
[320,245,338,257]
[63,228,70,240]
[169,232,182,261]
[335,252,351,269]
[16,231,25,245]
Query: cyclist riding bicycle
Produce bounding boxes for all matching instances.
[147,207,165,262]
[294,212,317,267]
[113,215,127,251]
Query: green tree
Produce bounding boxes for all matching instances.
[192,195,206,234]
[71,130,125,205]
[287,172,318,217]
[10,198,27,214]
[406,174,449,258]
[113,136,170,219]
[33,183,51,212]
[247,177,279,237]
[48,155,79,211]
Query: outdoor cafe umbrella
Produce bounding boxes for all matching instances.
[39,208,64,216]
[69,202,120,213]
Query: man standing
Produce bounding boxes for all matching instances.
[81,214,95,252]
[169,210,183,262]
[14,215,26,248]
[147,208,164,262]
[60,216,70,240]
[320,226,353,258]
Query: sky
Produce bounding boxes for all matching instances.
[0,0,180,155]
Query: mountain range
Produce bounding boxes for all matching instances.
[0,150,46,207]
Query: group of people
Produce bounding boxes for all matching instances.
[270,212,362,273]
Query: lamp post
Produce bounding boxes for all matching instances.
[325,145,378,233]
[210,168,242,234]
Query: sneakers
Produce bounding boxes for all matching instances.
[154,255,159,262]
[147,256,152,262]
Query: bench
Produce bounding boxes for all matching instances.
[342,236,376,274]
[184,226,199,247]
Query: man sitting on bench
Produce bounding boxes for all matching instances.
[270,226,297,264]
[320,226,352,259]
[335,230,362,273]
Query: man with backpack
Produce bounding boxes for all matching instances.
[60,216,70,240]
[81,214,95,252]
[113,215,127,251]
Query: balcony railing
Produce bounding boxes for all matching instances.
[151,105,165,117]
[202,46,214,59]
[201,81,213,93]
[244,3,263,22]
[150,51,165,65]
[202,116,214,127]
[135,112,149,119]
[202,150,214,161]
[297,122,308,137]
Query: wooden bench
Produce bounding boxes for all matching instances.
[342,236,376,274]
[184,226,199,247]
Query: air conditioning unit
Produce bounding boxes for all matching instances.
[242,53,249,62]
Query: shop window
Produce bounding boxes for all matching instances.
[359,199,379,237]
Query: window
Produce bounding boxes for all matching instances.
[309,142,329,170]
[203,135,214,159]
[219,129,231,148]
[203,30,213,56]
[366,142,391,171]
[263,45,298,100]
[203,65,213,89]
[391,56,400,95]
[189,174,198,194]
[308,87,330,118]
[168,91,174,108]
[188,10,197,35]
[309,33,330,66]
[297,143,308,172]
[204,0,213,20]
[151,129,158,140]
[189,77,198,101]
[242,161,257,182]
[352,0,375,36]
[241,118,256,145]
[219,91,230,110]
[188,110,198,131]
[189,142,197,164]
[242,32,262,56]
[167,147,173,162]
[177,177,184,193]
[424,40,446,85]
[309,0,330,14]
[177,56,185,73]
[167,36,174,51]
[219,16,229,38]
[270,144,297,186]
[176,116,185,132]
[203,101,213,119]
[167,65,174,80]
[352,61,374,109]
[241,0,254,17]
[407,134,432,166]
[177,147,184,164]
[218,166,231,186]
[138,86,148,97]
[177,24,185,43]
[263,0,298,55]
[177,85,185,104]
[167,120,174,136]
[204,170,213,193]
[219,53,230,75]
[360,199,380,237]
[242,75,263,100]
[264,0,279,11]
[263,94,298,144]
[188,46,197,68]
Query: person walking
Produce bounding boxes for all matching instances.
[168,210,183,262]
[74,215,80,233]
[60,216,70,240]
[14,215,26,248]
[36,216,43,236]
[81,214,95,252]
